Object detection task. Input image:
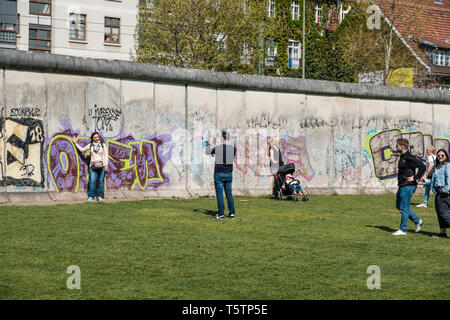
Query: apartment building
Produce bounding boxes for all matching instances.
[2,0,138,60]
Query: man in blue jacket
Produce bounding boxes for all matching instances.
[206,131,237,219]
[393,138,426,236]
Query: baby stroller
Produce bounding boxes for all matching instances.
[275,163,309,202]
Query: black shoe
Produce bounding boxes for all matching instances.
[214,214,225,220]
[432,233,448,238]
[228,214,235,219]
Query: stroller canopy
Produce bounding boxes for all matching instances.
[277,163,295,176]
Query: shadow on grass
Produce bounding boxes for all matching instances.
[366,225,397,233]
[193,209,217,216]
[366,225,442,238]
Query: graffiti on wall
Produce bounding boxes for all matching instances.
[197,128,315,181]
[365,129,450,180]
[89,105,122,133]
[0,109,45,187]
[46,123,173,192]
[334,135,373,188]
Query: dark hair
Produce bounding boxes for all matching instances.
[221,131,230,141]
[396,138,409,150]
[435,149,450,166]
[90,132,105,145]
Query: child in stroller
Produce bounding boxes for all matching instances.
[284,173,304,196]
[275,163,309,202]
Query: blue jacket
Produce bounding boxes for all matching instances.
[431,163,450,194]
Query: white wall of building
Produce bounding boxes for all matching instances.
[16,0,138,60]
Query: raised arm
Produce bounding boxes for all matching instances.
[72,138,90,153]
[205,137,217,156]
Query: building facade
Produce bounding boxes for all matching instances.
[4,0,138,60]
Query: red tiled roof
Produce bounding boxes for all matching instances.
[374,0,450,75]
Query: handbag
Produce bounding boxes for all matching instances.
[91,161,103,169]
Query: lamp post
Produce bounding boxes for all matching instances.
[302,0,305,78]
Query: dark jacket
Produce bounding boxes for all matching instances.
[397,151,426,187]
[206,142,236,173]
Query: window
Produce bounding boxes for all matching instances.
[215,32,226,51]
[268,0,275,17]
[243,0,250,13]
[69,14,86,41]
[29,27,51,51]
[30,0,51,16]
[104,17,120,44]
[339,4,351,24]
[288,40,300,68]
[265,39,276,66]
[435,50,446,66]
[241,43,251,64]
[291,1,299,20]
[315,4,322,24]
[430,50,450,66]
[0,24,16,43]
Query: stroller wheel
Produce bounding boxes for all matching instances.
[295,197,299,202]
[302,196,309,201]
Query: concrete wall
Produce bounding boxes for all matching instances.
[0,49,449,203]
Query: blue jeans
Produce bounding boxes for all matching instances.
[423,180,431,203]
[396,185,420,232]
[214,172,235,216]
[290,185,302,193]
[88,167,105,198]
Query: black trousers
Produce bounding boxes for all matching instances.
[435,193,450,229]
[270,167,279,197]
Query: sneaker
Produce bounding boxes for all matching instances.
[432,233,448,238]
[415,219,423,233]
[87,197,94,202]
[214,214,225,220]
[97,197,104,202]
[228,214,235,219]
[416,203,428,208]
[392,229,407,236]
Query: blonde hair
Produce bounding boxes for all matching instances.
[271,136,280,145]
[426,145,436,154]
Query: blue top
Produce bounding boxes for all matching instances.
[431,163,450,194]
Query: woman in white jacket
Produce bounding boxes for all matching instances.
[72,132,108,202]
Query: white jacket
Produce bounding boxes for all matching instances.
[75,142,109,167]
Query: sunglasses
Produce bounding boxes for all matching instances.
[437,155,446,158]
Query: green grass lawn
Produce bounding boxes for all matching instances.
[0,194,448,300]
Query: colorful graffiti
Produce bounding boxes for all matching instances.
[46,126,173,192]
[336,166,373,188]
[226,130,314,181]
[0,116,45,187]
[364,129,450,180]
